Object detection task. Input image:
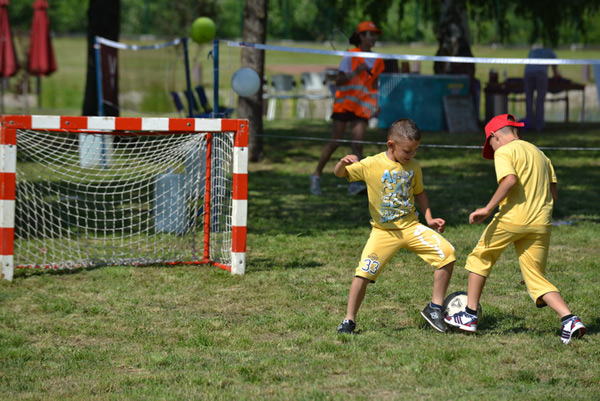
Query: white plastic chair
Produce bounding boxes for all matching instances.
[265,74,300,120]
[297,72,335,120]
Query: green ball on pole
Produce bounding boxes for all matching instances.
[190,17,216,44]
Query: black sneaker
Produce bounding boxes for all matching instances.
[337,319,356,334]
[421,304,447,333]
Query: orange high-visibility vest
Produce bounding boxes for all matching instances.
[332,48,385,119]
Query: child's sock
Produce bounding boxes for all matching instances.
[465,307,478,316]
[561,314,574,323]
[430,301,442,309]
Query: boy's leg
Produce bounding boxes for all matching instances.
[422,261,455,333]
[541,291,571,316]
[467,271,487,311]
[514,232,586,343]
[338,228,400,333]
[445,222,512,332]
[541,292,586,344]
[345,276,370,322]
[432,262,454,306]
[444,272,487,333]
[337,276,370,334]
[405,223,456,332]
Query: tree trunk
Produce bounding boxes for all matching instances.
[82,0,120,116]
[433,0,474,77]
[239,0,267,162]
[433,0,478,109]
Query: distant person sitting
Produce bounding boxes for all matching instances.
[524,47,560,131]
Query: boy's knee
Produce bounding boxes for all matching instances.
[442,261,454,272]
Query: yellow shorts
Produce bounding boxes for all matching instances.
[465,220,558,306]
[355,223,456,282]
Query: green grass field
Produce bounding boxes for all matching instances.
[1,118,599,399]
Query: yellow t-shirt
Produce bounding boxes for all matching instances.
[346,152,423,229]
[493,140,557,231]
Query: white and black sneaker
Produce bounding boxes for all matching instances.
[337,319,356,334]
[445,310,478,333]
[421,304,447,333]
[560,316,586,344]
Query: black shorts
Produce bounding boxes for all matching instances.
[331,112,368,123]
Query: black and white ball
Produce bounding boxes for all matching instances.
[443,291,482,321]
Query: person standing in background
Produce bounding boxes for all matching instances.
[524,47,560,131]
[309,21,384,196]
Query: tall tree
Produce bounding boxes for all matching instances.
[433,0,473,73]
[238,0,268,162]
[82,0,120,116]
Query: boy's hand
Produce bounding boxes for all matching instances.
[469,208,491,224]
[334,155,359,177]
[427,217,446,233]
[339,154,359,166]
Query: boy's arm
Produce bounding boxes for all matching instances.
[334,155,359,177]
[414,190,446,233]
[470,174,517,224]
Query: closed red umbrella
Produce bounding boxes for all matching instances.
[0,0,18,78]
[28,0,56,76]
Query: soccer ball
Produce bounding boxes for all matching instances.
[443,291,482,321]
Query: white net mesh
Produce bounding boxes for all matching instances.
[14,128,234,269]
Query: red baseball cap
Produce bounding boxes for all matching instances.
[356,21,382,35]
[482,114,524,159]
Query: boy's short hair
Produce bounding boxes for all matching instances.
[388,119,421,142]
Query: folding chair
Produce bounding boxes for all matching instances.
[265,74,300,120]
[297,72,333,120]
[169,91,187,116]
[195,86,234,118]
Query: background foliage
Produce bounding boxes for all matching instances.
[5,0,600,45]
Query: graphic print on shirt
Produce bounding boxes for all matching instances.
[379,169,414,223]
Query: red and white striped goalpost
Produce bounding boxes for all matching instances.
[1,115,248,281]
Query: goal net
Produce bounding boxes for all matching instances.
[0,115,248,281]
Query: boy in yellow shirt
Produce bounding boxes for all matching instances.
[445,114,585,344]
[334,119,455,334]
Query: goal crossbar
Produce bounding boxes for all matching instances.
[0,115,248,281]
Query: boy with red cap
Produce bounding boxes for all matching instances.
[445,113,586,344]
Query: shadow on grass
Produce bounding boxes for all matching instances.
[249,257,321,271]
[252,121,600,232]
[248,169,371,235]
[478,312,529,334]
[11,264,105,281]
[580,316,599,335]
